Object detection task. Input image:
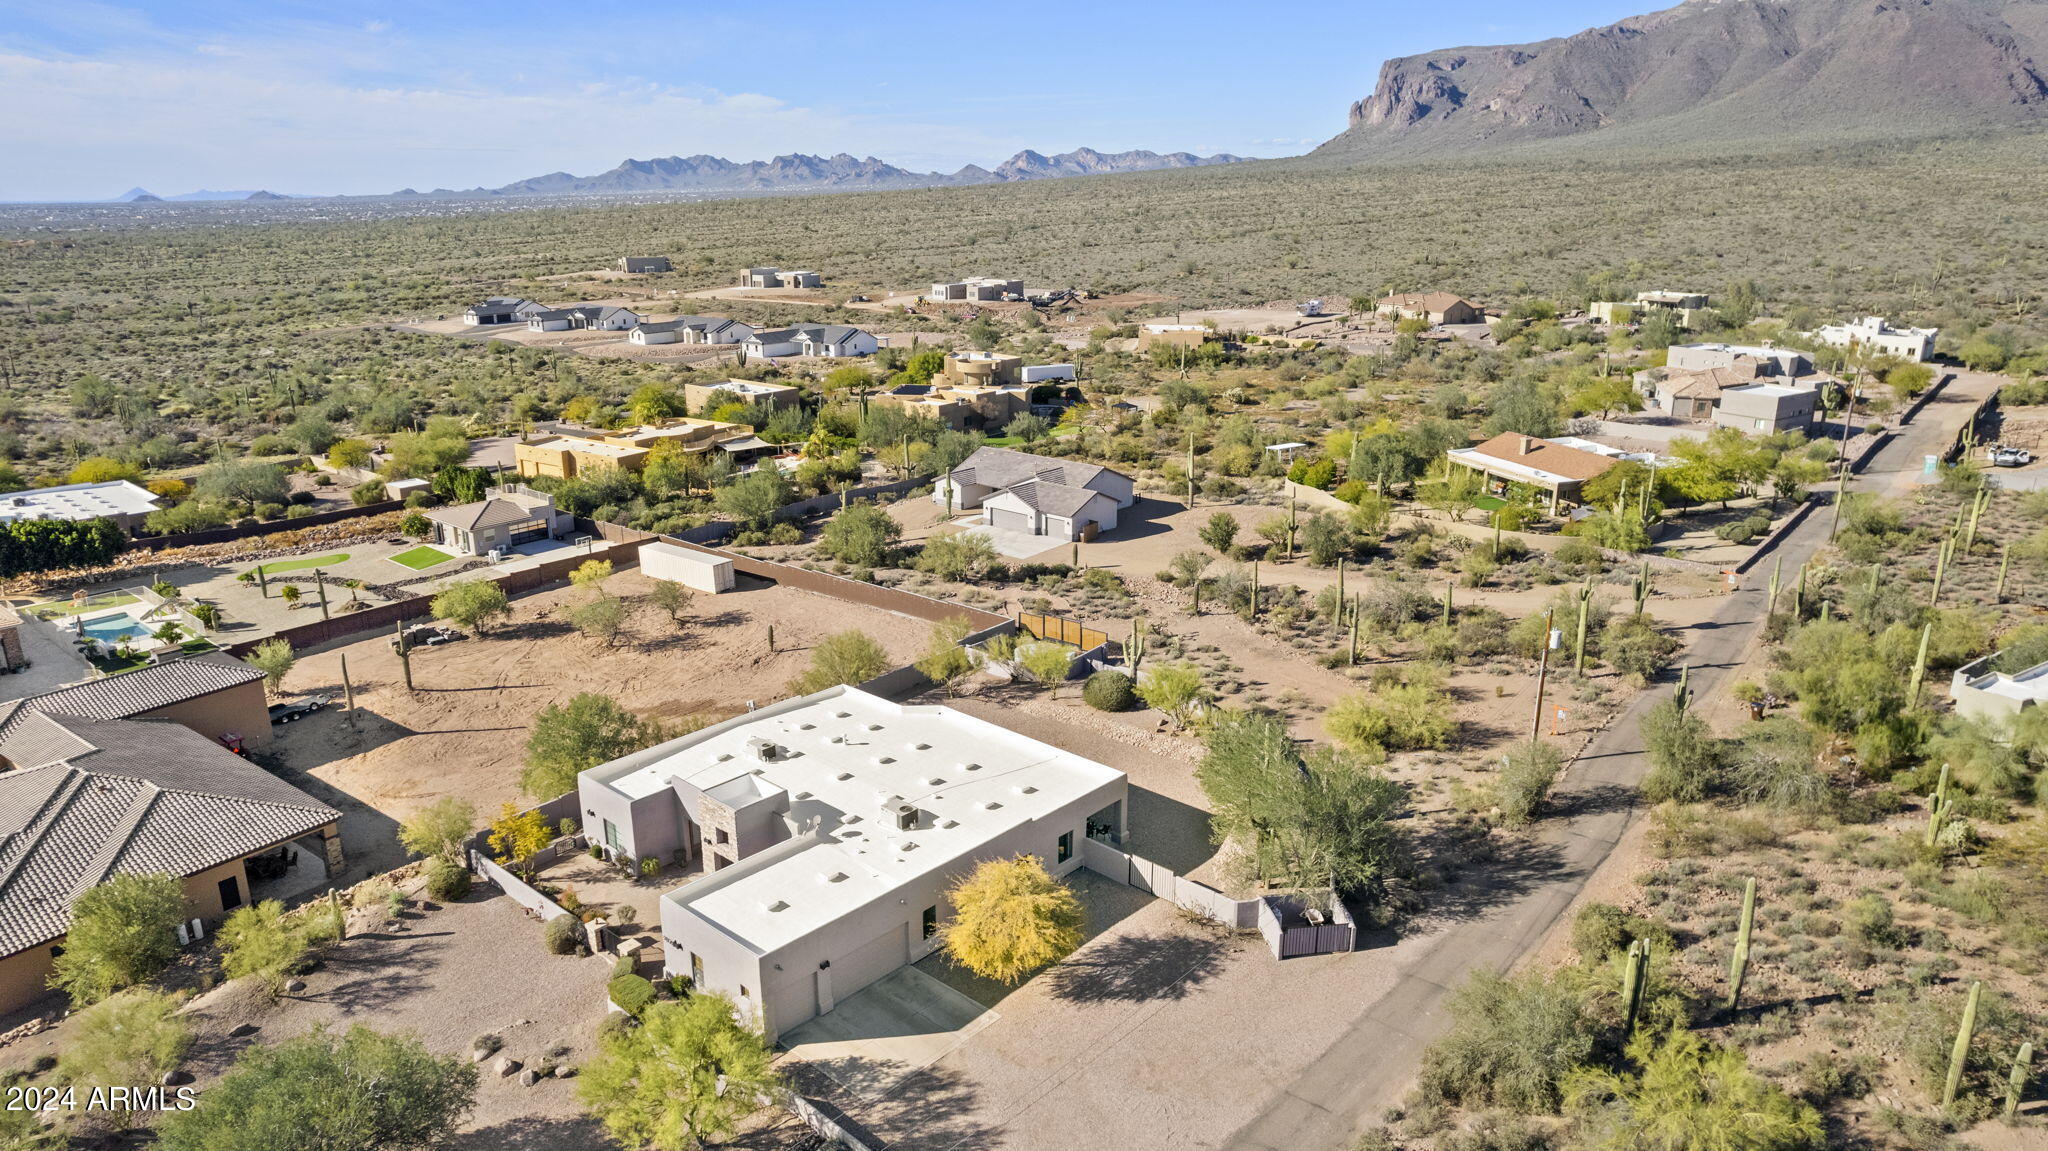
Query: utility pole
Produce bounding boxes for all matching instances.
[1186,430,1196,510]
[339,653,357,729]
[1531,609,1555,742]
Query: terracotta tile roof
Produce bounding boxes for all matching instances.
[1379,291,1477,314]
[1458,433,1620,483]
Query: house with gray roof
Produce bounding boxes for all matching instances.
[463,297,549,326]
[934,446,1135,541]
[629,315,756,347]
[0,652,273,750]
[526,305,643,333]
[0,711,341,1014]
[422,484,569,557]
[742,324,877,360]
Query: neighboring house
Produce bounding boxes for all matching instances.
[1715,384,1818,434]
[0,710,341,1015]
[1950,651,2048,725]
[0,480,161,533]
[742,324,877,359]
[1666,342,1812,377]
[928,277,1023,302]
[1814,316,1938,363]
[629,316,755,346]
[935,446,1135,539]
[617,257,672,274]
[421,484,570,557]
[514,420,761,480]
[0,653,274,752]
[463,297,548,326]
[1136,323,1215,351]
[526,306,643,333]
[874,381,1032,432]
[1376,292,1483,325]
[684,380,802,414]
[741,268,822,289]
[1447,433,1619,513]
[940,351,1024,387]
[1590,291,1710,328]
[1650,362,1772,420]
[576,684,1128,1041]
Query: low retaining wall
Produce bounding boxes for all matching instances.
[128,500,405,551]
[220,536,643,656]
[466,793,583,922]
[1258,892,1356,958]
[1081,836,1259,931]
[654,534,1008,631]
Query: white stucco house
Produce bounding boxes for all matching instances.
[1950,651,2048,725]
[463,297,549,326]
[933,446,1135,541]
[629,315,756,346]
[741,324,877,359]
[526,305,643,333]
[1814,317,1938,363]
[0,480,161,533]
[576,686,1128,1041]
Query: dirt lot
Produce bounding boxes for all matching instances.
[264,570,931,880]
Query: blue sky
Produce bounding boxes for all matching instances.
[0,1,1649,201]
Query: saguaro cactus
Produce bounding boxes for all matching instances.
[1996,543,2013,603]
[1907,622,1933,711]
[1930,535,1955,606]
[1250,560,1260,617]
[1128,619,1147,674]
[1443,580,1455,628]
[1727,876,1757,1012]
[1768,555,1783,614]
[1622,938,1651,1034]
[1965,485,1990,552]
[1925,763,1953,848]
[2007,1041,2035,1120]
[1633,560,1652,618]
[1943,981,1983,1112]
[1573,583,1594,674]
[1674,664,1691,715]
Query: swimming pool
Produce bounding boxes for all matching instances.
[77,612,156,645]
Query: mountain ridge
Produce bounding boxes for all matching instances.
[1317,0,2048,158]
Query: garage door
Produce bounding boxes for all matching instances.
[989,507,1035,534]
[831,921,909,1007]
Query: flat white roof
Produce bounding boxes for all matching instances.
[1728,384,1811,399]
[593,687,1123,953]
[0,480,158,523]
[706,379,795,395]
[1670,342,1799,358]
[1143,323,1208,332]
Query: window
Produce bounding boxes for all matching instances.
[715,827,730,846]
[690,953,703,985]
[739,985,749,1000]
[922,906,938,940]
[1057,831,1073,864]
[603,820,622,853]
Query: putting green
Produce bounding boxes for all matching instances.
[255,552,350,576]
[390,546,455,571]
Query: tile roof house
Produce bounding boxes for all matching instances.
[0,711,341,1014]
[422,484,570,557]
[1447,433,1620,512]
[0,653,273,750]
[934,447,1135,540]
[577,684,1127,1041]
[1377,292,1483,325]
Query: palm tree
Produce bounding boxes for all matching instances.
[341,579,363,607]
[152,622,185,647]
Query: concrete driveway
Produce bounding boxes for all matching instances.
[957,523,1070,562]
[782,966,998,1104]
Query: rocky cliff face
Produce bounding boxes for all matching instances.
[1321,0,2048,157]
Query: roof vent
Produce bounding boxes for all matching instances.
[925,777,945,787]
[748,738,784,762]
[961,762,982,772]
[794,791,813,801]
[940,819,959,829]
[1016,785,1038,795]
[823,871,848,883]
[911,742,931,751]
[983,801,1002,811]
[835,771,853,781]
[716,753,733,762]
[893,804,918,832]
[798,722,815,731]
[766,900,789,913]
[866,723,884,732]
[834,711,851,719]
[873,756,894,765]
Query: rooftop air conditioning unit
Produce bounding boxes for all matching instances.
[894,804,918,832]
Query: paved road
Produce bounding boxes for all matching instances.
[1221,371,1998,1151]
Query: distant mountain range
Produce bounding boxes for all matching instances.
[1316,0,2048,158]
[420,147,1248,198]
[103,147,1249,204]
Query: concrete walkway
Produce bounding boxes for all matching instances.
[782,966,998,1103]
[1220,368,1996,1151]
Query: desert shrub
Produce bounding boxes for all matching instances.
[1731,719,1834,811]
[544,914,583,955]
[1494,741,1564,827]
[1639,698,1727,803]
[426,858,472,902]
[1571,903,1673,962]
[1417,970,1598,1114]
[1082,670,1137,712]
[1844,894,1910,949]
[608,974,657,1017]
[1646,802,1776,858]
